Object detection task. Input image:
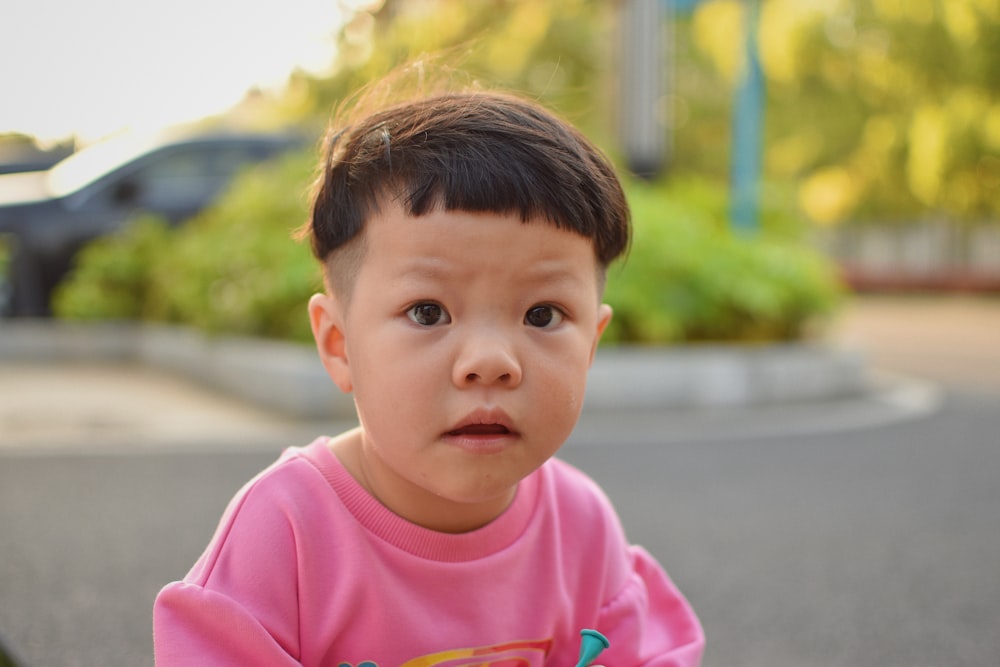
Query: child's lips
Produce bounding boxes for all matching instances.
[447,423,512,436]
[444,408,518,447]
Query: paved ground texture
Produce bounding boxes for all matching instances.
[0,295,998,667]
[2,294,997,454]
[832,295,1000,395]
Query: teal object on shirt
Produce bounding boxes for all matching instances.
[575,629,610,666]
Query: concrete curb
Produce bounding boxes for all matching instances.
[587,344,868,409]
[0,322,350,420]
[0,321,870,419]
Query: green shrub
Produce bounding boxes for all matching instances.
[52,214,173,321]
[144,151,320,342]
[602,178,844,344]
[56,158,842,345]
[55,151,321,343]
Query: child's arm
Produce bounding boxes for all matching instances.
[153,455,310,666]
[594,546,704,667]
[154,582,301,666]
[545,458,703,666]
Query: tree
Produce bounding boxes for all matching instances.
[688,0,1000,225]
[287,0,617,141]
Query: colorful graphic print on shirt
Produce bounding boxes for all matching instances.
[337,637,553,666]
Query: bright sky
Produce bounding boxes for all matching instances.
[1,0,352,144]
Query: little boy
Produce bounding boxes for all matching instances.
[154,86,704,666]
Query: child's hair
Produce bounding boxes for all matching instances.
[304,82,630,296]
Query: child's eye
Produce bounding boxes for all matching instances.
[524,305,564,328]
[407,302,451,326]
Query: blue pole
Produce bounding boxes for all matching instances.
[730,0,764,234]
[666,0,701,12]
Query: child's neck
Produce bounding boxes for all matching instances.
[327,428,518,533]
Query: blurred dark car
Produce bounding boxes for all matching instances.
[0,142,74,175]
[0,128,305,317]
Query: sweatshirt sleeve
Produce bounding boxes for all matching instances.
[153,457,309,666]
[154,583,302,666]
[596,545,705,667]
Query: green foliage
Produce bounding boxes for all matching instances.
[291,0,616,140]
[52,214,173,320]
[57,162,841,345]
[55,0,852,346]
[144,151,319,342]
[685,0,1000,224]
[55,152,321,343]
[602,177,844,344]
[279,0,999,227]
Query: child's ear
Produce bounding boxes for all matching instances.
[308,293,353,393]
[590,303,614,365]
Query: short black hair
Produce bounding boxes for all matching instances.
[305,90,630,293]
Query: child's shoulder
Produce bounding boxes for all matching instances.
[539,457,622,530]
[181,439,334,587]
[535,457,634,586]
[214,439,334,525]
[543,455,602,487]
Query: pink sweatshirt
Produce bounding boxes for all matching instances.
[154,438,703,666]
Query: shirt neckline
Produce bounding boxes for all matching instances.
[302,437,540,562]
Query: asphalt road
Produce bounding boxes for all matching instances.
[568,392,1000,667]
[1,389,998,667]
[1,296,998,666]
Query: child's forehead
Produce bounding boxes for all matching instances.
[362,202,602,270]
[367,201,593,242]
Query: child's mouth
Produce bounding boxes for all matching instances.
[444,409,518,451]
[444,422,517,454]
[447,424,511,436]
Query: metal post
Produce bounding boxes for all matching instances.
[619,0,668,179]
[730,0,764,234]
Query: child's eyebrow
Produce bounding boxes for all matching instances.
[519,264,591,287]
[397,257,589,281]
[393,258,452,281]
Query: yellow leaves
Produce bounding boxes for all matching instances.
[873,0,936,23]
[798,166,859,225]
[694,0,850,85]
[485,2,553,79]
[969,0,1000,21]
[949,87,991,130]
[906,104,949,206]
[861,115,901,160]
[855,39,924,106]
[758,0,842,84]
[984,104,1000,151]
[904,92,993,209]
[796,89,997,222]
[797,114,904,224]
[943,0,982,41]
[391,1,471,51]
[767,131,826,176]
[758,3,802,84]
[387,0,563,82]
[978,155,1000,192]
[692,0,744,83]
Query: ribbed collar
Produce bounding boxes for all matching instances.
[302,437,540,562]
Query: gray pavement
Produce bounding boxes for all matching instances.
[7,293,998,454]
[568,391,1000,667]
[830,295,1000,397]
[1,295,998,666]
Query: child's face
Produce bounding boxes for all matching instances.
[310,203,612,532]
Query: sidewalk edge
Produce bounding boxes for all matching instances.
[0,321,871,418]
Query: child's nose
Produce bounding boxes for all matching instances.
[452,330,523,388]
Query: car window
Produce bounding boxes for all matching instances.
[46,133,160,197]
[127,145,256,211]
[70,143,263,214]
